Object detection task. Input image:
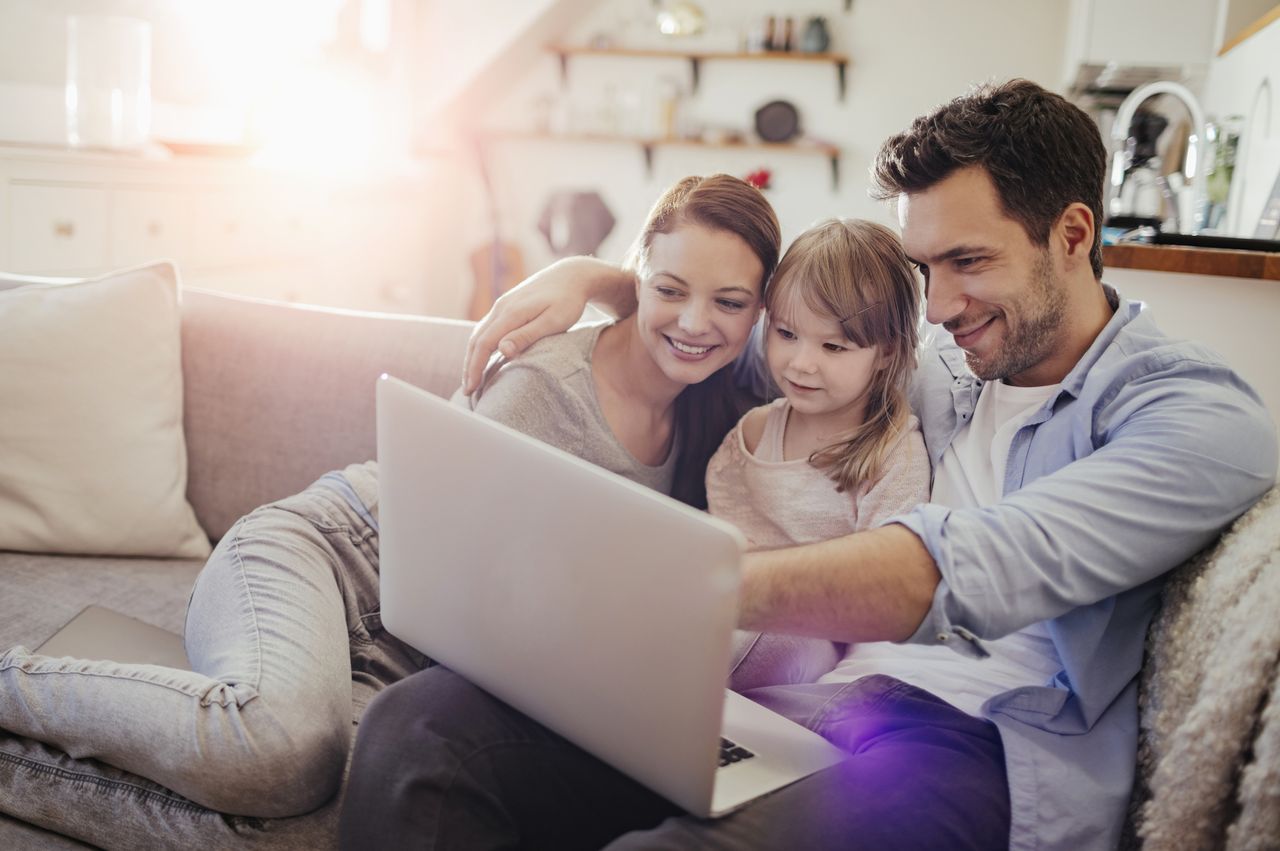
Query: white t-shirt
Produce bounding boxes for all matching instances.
[817,379,1065,717]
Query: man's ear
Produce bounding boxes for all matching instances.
[1056,202,1094,273]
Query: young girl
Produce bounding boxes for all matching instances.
[708,218,931,691]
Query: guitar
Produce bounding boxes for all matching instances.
[467,140,525,321]
[468,240,524,321]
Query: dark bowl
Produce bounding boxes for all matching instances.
[754,100,800,143]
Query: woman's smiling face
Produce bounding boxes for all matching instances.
[634,222,765,389]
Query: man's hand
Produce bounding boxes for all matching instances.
[462,257,636,394]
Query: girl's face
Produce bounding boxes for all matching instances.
[635,223,765,389]
[766,294,883,425]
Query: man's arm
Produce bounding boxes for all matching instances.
[462,257,637,394]
[739,524,941,643]
[745,357,1277,649]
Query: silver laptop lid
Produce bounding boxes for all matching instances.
[377,375,745,814]
[36,605,190,669]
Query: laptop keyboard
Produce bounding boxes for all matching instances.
[719,737,756,768]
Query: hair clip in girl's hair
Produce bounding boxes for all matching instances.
[842,301,882,323]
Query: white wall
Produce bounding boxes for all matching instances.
[1200,13,1280,236]
[1107,266,1280,427]
[469,0,1070,280]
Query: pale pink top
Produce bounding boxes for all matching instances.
[706,399,931,548]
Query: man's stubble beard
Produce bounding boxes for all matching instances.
[965,251,1067,382]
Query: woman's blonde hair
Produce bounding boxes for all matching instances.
[767,218,921,492]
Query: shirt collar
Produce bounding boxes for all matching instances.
[1056,284,1133,399]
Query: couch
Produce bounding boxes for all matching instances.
[1,284,1276,850]
[0,284,472,849]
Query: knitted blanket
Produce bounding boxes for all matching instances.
[1124,485,1280,850]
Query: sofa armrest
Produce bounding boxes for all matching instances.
[180,289,474,540]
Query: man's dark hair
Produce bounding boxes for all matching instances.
[871,79,1107,279]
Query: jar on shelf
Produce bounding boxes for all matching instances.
[65,15,152,150]
[802,17,831,53]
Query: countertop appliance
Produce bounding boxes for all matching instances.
[1108,80,1207,234]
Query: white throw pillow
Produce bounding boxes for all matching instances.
[0,262,211,558]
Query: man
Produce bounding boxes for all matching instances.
[339,80,1277,849]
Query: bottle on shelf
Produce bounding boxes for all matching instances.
[763,15,777,51]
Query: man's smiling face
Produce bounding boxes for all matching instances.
[899,166,1071,387]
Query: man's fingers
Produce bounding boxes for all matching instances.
[463,315,500,394]
[495,327,539,362]
[464,321,508,394]
[463,302,545,394]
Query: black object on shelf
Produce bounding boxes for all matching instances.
[1151,232,1280,253]
[1106,215,1163,231]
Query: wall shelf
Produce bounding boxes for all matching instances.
[1103,243,1280,281]
[547,45,851,100]
[485,131,842,190]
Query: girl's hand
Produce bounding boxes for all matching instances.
[462,257,636,394]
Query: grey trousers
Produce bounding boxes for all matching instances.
[339,666,1011,850]
[0,462,425,849]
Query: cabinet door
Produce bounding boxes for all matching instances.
[8,183,110,273]
[189,190,270,269]
[1082,0,1218,66]
[112,188,191,268]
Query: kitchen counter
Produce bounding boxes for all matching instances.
[1103,243,1280,282]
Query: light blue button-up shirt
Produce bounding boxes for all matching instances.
[894,287,1278,850]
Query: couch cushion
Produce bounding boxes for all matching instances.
[0,551,202,651]
[0,263,210,559]
[181,290,474,539]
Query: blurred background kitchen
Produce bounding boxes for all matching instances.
[0,0,1275,325]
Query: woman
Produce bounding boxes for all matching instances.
[0,174,779,843]
[462,174,778,509]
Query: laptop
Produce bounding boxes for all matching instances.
[36,605,190,669]
[377,375,848,818]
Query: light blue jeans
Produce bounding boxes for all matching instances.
[0,462,428,849]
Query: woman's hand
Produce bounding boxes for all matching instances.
[462,257,637,394]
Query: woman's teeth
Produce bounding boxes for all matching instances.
[670,338,712,355]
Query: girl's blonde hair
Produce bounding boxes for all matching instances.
[767,218,921,492]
